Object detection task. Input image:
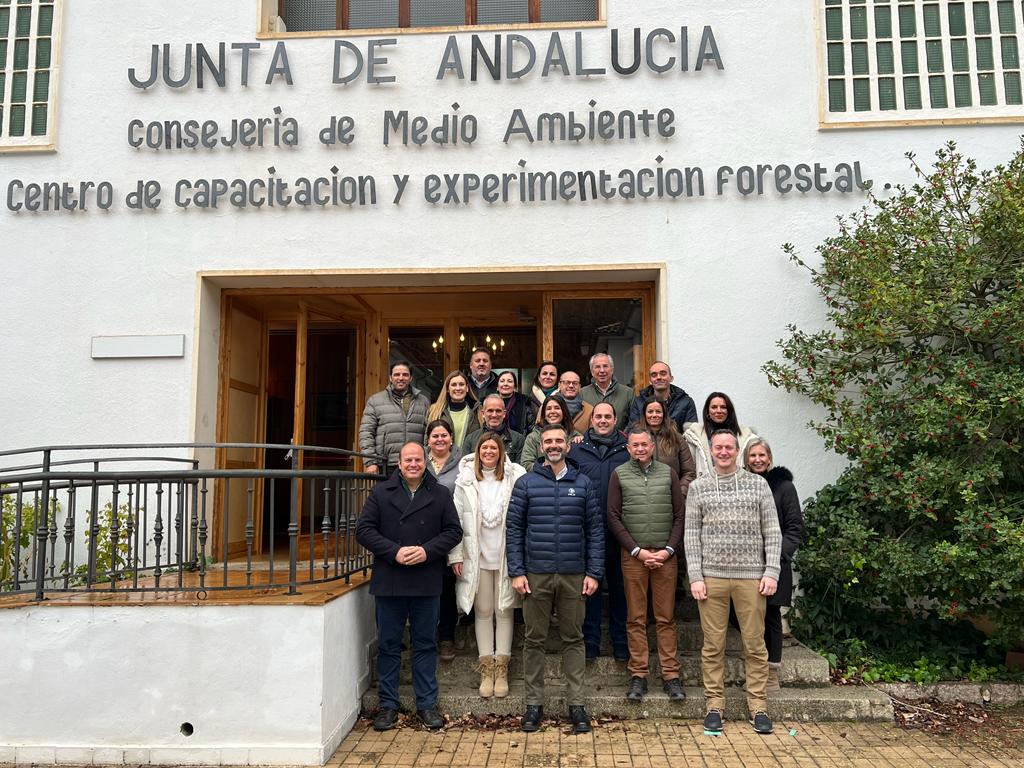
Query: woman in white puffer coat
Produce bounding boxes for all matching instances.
[448,431,527,699]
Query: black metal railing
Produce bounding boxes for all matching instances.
[0,443,382,600]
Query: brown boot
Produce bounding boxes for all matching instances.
[493,655,511,698]
[478,656,495,698]
[767,665,781,693]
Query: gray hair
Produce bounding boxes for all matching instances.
[588,352,614,372]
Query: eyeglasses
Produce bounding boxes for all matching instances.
[560,380,580,387]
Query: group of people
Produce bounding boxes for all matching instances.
[355,347,804,736]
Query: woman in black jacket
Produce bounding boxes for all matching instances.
[744,438,804,692]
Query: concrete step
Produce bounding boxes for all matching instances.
[360,683,893,723]
[452,620,745,654]
[384,644,830,686]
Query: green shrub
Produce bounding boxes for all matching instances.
[765,141,1024,655]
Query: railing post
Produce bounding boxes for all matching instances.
[33,449,51,601]
[288,448,300,595]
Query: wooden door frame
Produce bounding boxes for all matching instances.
[542,286,656,392]
[213,295,269,558]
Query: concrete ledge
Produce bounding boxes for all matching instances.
[362,684,894,722]
[875,681,1024,706]
[0,587,376,765]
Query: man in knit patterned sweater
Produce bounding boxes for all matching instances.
[684,430,782,735]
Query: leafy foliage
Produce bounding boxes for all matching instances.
[765,141,1024,654]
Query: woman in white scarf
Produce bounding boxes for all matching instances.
[448,432,527,699]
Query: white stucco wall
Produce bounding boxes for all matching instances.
[0,587,375,764]
[1,0,1021,498]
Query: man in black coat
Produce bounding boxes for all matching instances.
[356,442,463,731]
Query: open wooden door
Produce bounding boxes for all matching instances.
[214,296,268,559]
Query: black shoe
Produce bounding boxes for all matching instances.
[373,707,398,731]
[750,711,773,734]
[613,646,630,662]
[663,678,686,701]
[521,705,544,732]
[703,709,724,733]
[625,676,647,702]
[418,708,444,730]
[568,705,591,734]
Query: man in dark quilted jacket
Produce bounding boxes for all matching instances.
[506,424,604,734]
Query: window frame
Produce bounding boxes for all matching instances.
[0,0,62,153]
[258,0,606,38]
[816,0,1024,129]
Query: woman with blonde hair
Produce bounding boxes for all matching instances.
[427,370,476,450]
[448,432,527,698]
[744,438,804,692]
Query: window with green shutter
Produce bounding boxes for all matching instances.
[822,0,1024,125]
[1,0,59,150]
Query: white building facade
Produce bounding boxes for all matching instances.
[1,0,1022,762]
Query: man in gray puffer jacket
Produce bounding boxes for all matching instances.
[359,361,430,476]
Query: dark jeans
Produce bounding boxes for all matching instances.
[376,596,440,711]
[765,604,783,664]
[583,533,627,654]
[438,569,458,642]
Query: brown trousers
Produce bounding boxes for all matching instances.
[697,577,769,715]
[620,551,680,680]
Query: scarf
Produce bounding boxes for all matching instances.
[562,392,584,420]
[478,468,504,528]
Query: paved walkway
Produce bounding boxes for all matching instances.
[329,719,1023,767]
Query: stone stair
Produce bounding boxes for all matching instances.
[360,619,893,723]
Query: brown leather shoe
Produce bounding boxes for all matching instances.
[439,640,456,662]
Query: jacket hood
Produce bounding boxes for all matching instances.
[455,453,520,486]
[764,465,794,487]
[638,383,691,403]
[384,467,437,491]
[578,431,628,451]
[529,456,581,481]
[429,447,462,476]
[387,383,422,399]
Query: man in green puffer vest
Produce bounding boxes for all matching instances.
[607,427,686,703]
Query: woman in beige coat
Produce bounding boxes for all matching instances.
[448,433,527,698]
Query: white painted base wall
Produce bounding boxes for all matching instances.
[0,587,376,765]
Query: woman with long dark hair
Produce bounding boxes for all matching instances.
[632,398,696,496]
[496,370,532,435]
[527,360,559,422]
[448,432,527,698]
[519,393,582,468]
[744,438,804,692]
[684,391,757,476]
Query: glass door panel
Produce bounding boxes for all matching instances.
[458,325,539,393]
[551,298,644,390]
[388,326,445,402]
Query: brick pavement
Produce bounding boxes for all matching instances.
[328,719,1024,767]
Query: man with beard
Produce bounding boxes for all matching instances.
[359,361,431,476]
[506,424,604,734]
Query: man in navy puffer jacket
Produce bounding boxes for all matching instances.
[507,424,604,734]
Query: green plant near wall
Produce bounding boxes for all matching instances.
[764,140,1024,654]
[1,490,39,586]
[72,501,137,586]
